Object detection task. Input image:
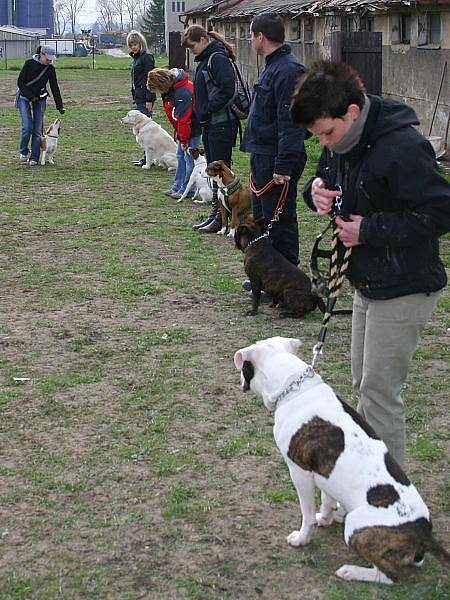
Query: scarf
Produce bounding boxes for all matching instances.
[329,95,371,155]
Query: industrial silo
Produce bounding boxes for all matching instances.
[16,0,54,34]
[0,1,10,26]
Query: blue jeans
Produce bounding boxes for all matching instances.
[172,135,201,194]
[18,96,46,162]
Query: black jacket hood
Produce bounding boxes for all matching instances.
[362,95,420,145]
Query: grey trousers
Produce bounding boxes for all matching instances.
[351,290,440,467]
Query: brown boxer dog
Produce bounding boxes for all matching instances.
[235,218,325,317]
[205,160,252,238]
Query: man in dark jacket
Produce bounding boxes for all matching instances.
[241,13,308,266]
[291,60,450,467]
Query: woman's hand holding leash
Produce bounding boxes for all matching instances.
[311,177,341,216]
[335,215,363,248]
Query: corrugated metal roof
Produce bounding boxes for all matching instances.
[183,0,430,18]
[0,25,41,38]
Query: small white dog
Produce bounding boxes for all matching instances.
[120,110,177,171]
[40,118,61,165]
[234,336,450,584]
[177,148,213,204]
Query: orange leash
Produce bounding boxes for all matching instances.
[249,175,290,233]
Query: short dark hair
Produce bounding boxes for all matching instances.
[251,13,285,44]
[291,61,366,127]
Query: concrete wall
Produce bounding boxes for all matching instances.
[186,11,450,142]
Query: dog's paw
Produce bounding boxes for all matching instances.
[286,530,310,547]
[335,565,393,585]
[335,565,358,581]
[227,229,235,238]
[217,228,227,235]
[142,164,150,169]
[316,512,334,527]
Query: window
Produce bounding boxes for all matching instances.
[360,16,375,32]
[346,17,357,33]
[392,14,411,44]
[240,23,249,39]
[304,17,315,42]
[291,20,301,41]
[176,1,180,12]
[172,1,175,12]
[182,1,185,11]
[224,22,236,40]
[400,14,411,43]
[418,13,441,46]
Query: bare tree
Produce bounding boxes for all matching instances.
[96,0,116,31]
[110,0,125,31]
[54,0,69,36]
[65,0,87,34]
[124,0,142,29]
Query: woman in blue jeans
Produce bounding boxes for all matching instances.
[147,68,202,199]
[17,45,65,166]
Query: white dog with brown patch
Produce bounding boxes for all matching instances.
[40,118,61,165]
[234,336,449,584]
[120,110,177,171]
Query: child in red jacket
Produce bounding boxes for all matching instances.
[147,68,202,199]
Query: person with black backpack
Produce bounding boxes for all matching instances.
[181,25,241,233]
[241,13,308,267]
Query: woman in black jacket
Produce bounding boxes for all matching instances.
[292,60,450,467]
[181,25,239,232]
[17,45,65,166]
[126,30,156,166]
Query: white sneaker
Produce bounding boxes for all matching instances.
[28,160,39,166]
[19,154,28,162]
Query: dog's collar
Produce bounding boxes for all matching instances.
[273,366,317,410]
[225,178,242,197]
[243,233,268,252]
[46,134,58,138]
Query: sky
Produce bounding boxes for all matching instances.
[78,0,98,22]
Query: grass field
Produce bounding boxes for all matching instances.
[0,54,448,599]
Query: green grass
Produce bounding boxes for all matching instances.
[0,61,448,599]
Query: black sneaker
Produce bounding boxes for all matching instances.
[242,280,251,292]
[133,158,146,166]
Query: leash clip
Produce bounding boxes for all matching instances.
[332,185,343,216]
[311,344,323,371]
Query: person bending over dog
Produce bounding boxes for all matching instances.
[181,25,239,233]
[16,45,65,166]
[291,60,450,467]
[240,13,309,266]
[147,68,201,200]
[127,30,156,167]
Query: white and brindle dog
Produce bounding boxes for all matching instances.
[234,336,450,584]
[40,118,61,165]
[177,148,213,204]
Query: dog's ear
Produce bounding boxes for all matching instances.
[199,148,205,156]
[277,337,302,354]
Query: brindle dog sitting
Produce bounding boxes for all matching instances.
[236,218,325,317]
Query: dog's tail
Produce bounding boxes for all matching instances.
[426,537,450,566]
